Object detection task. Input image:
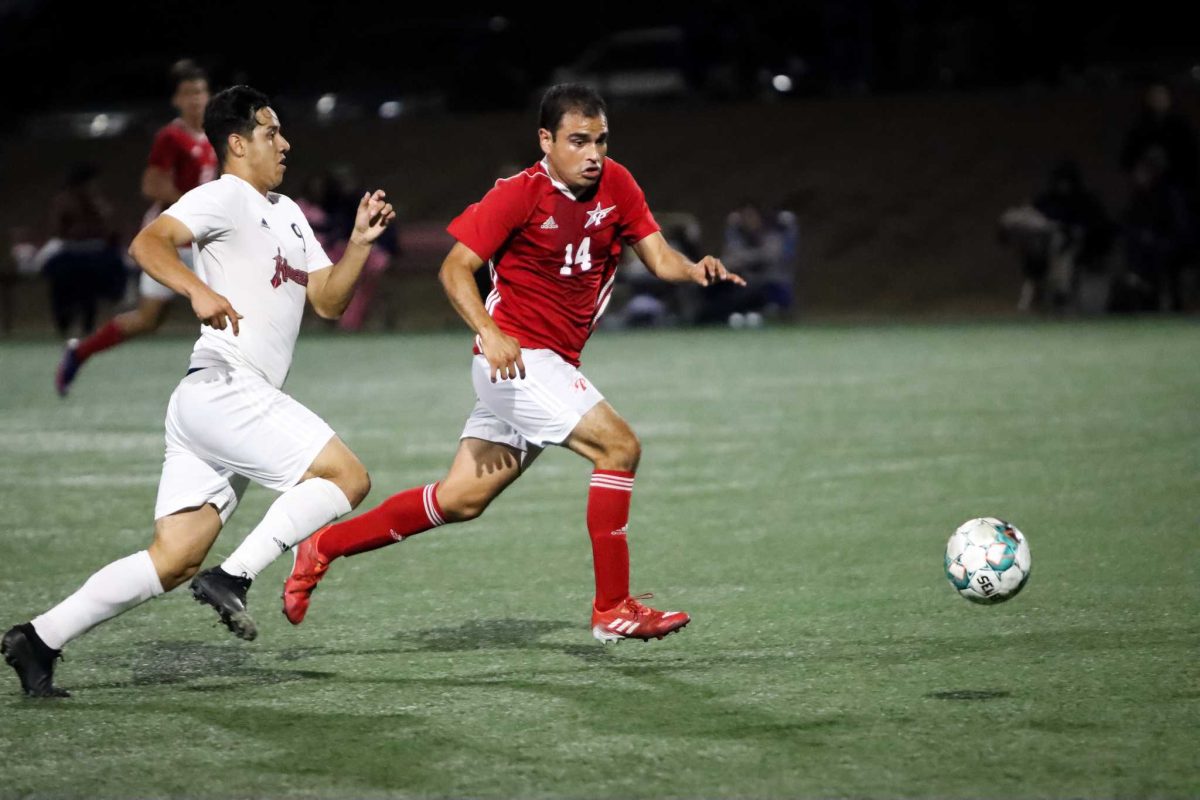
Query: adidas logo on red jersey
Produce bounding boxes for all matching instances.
[540,216,559,230]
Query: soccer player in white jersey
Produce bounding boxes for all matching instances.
[1,86,395,697]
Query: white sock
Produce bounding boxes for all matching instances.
[31,550,164,650]
[221,477,352,580]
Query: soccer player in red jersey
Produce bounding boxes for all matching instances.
[56,60,219,396]
[284,84,744,642]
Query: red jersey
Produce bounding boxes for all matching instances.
[448,158,660,366]
[147,119,218,196]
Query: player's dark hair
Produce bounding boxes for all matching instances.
[170,58,207,89]
[204,85,271,164]
[539,83,606,137]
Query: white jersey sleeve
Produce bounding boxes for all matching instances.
[162,180,237,244]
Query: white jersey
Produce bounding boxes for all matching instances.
[164,174,332,388]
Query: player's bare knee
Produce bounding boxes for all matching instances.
[437,487,487,522]
[167,560,204,590]
[346,468,371,509]
[330,465,370,509]
[598,431,641,472]
[148,543,203,591]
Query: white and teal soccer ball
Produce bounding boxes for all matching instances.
[944,518,1031,604]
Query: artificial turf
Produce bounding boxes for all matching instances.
[0,319,1196,798]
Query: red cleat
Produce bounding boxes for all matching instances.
[282,527,332,625]
[591,593,690,643]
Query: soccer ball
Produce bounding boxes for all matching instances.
[944,518,1031,604]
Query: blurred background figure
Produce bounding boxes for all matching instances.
[615,212,702,327]
[294,172,335,250]
[55,59,215,395]
[1115,82,1199,312]
[317,165,399,332]
[1114,149,1193,312]
[40,163,126,338]
[1120,81,1199,204]
[696,202,797,326]
[999,160,1113,313]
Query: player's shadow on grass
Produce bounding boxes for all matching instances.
[387,618,690,663]
[391,618,576,652]
[83,640,336,691]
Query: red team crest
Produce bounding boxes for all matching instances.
[447,158,659,366]
[269,248,308,288]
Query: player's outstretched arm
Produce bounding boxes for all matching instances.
[439,242,525,382]
[632,231,746,287]
[129,216,243,335]
[307,190,395,319]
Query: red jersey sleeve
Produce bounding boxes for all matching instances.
[146,126,179,171]
[613,162,660,244]
[447,175,537,262]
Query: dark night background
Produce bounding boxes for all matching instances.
[1,2,1194,117]
[2,1,1198,326]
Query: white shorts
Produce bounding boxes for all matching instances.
[153,365,335,522]
[461,349,605,451]
[139,245,195,301]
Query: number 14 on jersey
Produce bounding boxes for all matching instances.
[560,237,592,276]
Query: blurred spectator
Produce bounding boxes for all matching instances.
[294,172,334,250]
[319,165,399,331]
[1113,151,1193,312]
[1115,83,1199,312]
[1120,82,1199,200]
[999,160,1112,312]
[616,212,702,327]
[697,202,797,325]
[40,163,125,337]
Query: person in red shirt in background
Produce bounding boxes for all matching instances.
[283,84,744,642]
[55,59,217,396]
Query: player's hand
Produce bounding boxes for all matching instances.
[479,327,525,382]
[191,286,243,336]
[690,256,745,287]
[349,190,395,246]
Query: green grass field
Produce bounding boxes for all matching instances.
[0,319,1197,798]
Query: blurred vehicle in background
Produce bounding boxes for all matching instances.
[551,27,690,101]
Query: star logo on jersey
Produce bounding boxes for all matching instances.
[584,202,616,228]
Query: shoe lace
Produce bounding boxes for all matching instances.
[623,592,655,617]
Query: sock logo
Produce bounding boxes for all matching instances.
[273,537,291,553]
[388,529,404,542]
[611,525,628,537]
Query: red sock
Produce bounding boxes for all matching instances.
[75,320,126,363]
[588,470,634,612]
[317,483,445,560]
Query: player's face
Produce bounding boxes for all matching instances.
[539,111,608,195]
[243,107,290,190]
[173,79,209,125]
